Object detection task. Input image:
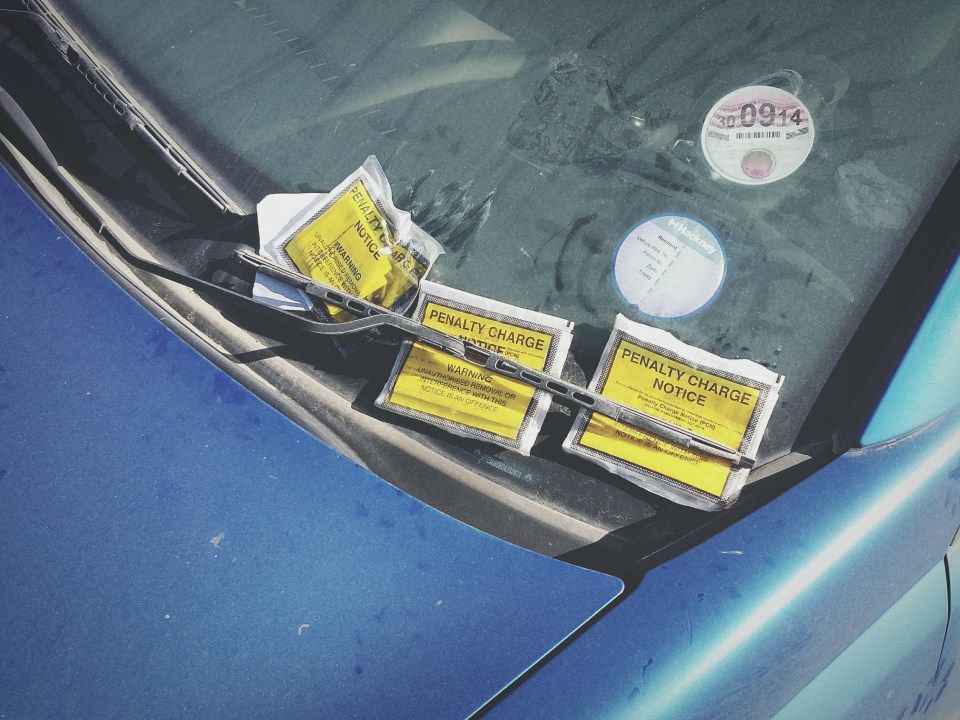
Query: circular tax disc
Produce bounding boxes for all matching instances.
[701,85,815,185]
[612,215,726,319]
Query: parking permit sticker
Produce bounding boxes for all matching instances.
[701,85,814,185]
[376,281,574,454]
[254,156,443,325]
[612,215,725,319]
[564,315,783,510]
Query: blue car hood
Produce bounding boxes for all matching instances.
[0,167,622,719]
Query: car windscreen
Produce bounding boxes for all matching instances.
[45,0,960,464]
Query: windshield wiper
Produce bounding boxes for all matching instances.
[1,2,243,214]
[0,42,752,469]
[237,250,755,469]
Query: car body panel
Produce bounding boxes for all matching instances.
[0,166,623,719]
[771,559,948,720]
[483,409,960,719]
[929,539,960,714]
[863,258,960,445]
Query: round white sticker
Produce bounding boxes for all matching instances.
[701,85,814,185]
[612,215,726,319]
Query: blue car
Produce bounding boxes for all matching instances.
[2,1,959,718]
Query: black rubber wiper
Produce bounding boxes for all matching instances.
[1,2,243,214]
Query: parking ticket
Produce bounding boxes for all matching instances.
[376,281,574,454]
[253,156,442,329]
[564,314,783,510]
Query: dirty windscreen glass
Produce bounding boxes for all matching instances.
[52,0,960,461]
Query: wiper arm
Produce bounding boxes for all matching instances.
[237,250,755,469]
[0,76,756,471]
[1,2,243,214]
[0,51,751,471]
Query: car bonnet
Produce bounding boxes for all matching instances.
[0,165,622,719]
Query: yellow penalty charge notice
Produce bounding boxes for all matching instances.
[563,314,783,510]
[376,281,574,454]
[255,156,442,324]
[283,179,423,320]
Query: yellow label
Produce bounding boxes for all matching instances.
[283,179,427,320]
[578,340,760,497]
[386,302,554,441]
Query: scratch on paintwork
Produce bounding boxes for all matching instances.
[720,550,744,555]
[900,658,955,716]
[642,657,654,685]
[297,623,310,636]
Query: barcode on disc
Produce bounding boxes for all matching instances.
[734,131,781,140]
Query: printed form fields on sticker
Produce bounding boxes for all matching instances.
[701,85,815,185]
[564,315,783,511]
[376,281,573,455]
[613,215,725,319]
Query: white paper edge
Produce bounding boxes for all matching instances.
[252,192,325,311]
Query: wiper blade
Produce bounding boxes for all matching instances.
[0,51,750,470]
[237,250,755,469]
[2,1,244,214]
